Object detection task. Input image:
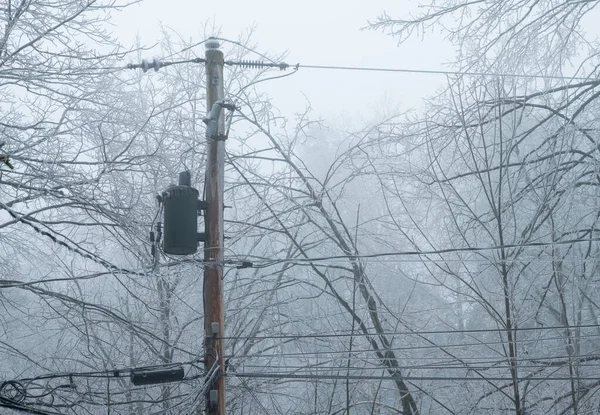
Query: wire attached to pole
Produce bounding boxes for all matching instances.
[225,60,289,71]
[127,57,206,72]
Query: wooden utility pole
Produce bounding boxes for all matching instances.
[203,38,226,415]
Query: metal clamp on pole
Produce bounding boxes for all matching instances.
[203,101,238,141]
[203,101,225,141]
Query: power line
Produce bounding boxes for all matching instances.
[232,333,600,352]
[219,323,600,341]
[228,372,600,382]
[118,42,597,82]
[235,362,600,371]
[233,354,600,369]
[235,351,600,363]
[161,39,211,61]
[126,57,205,72]
[296,64,595,82]
[245,236,600,268]
[215,37,279,64]
[13,358,203,383]
[229,373,271,415]
[0,360,208,414]
[234,350,600,366]
[0,201,250,288]
[223,60,596,82]
[222,253,600,269]
[245,257,600,265]
[0,396,62,415]
[13,350,597,391]
[0,200,148,277]
[140,35,597,82]
[2,360,212,415]
[237,349,600,362]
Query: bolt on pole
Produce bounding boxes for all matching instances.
[203,37,226,415]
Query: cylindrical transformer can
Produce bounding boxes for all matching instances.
[162,181,199,255]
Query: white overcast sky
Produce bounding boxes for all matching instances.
[113,0,454,122]
[113,0,600,124]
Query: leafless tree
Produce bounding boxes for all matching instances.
[364,2,600,413]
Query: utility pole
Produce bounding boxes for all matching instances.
[203,38,226,415]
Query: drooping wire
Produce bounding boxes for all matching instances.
[0,397,63,415]
[160,38,211,61]
[0,200,147,277]
[216,322,600,341]
[0,383,63,415]
[295,63,596,81]
[1,357,211,415]
[0,200,250,287]
[213,37,278,64]
[3,31,594,82]
[150,196,164,271]
[123,35,600,83]
[227,361,600,371]
[229,372,600,382]
[13,358,203,383]
[242,236,600,269]
[229,372,271,415]
[231,66,299,98]
[0,380,27,403]
[189,353,221,413]
[224,59,596,82]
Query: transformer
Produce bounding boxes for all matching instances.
[162,171,200,255]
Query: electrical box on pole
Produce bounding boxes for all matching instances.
[130,367,185,386]
[161,171,207,255]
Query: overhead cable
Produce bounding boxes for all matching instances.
[0,396,63,415]
[229,372,600,382]
[224,59,596,82]
[245,236,600,269]
[217,322,600,340]
[109,43,598,82]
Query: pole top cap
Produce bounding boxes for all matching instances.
[205,37,220,50]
